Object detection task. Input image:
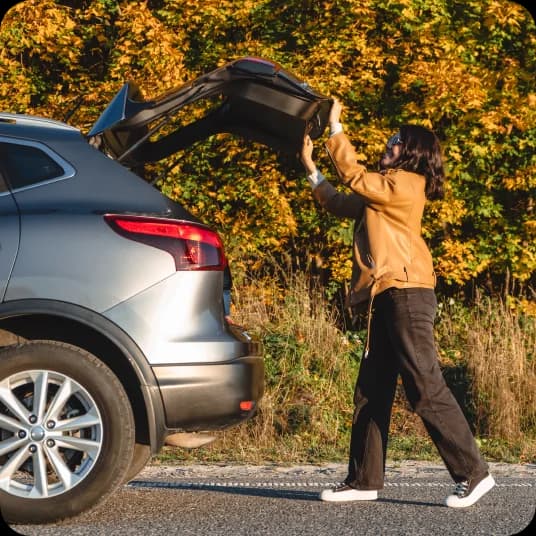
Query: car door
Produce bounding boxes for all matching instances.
[0,169,19,302]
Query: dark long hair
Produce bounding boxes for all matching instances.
[395,125,445,200]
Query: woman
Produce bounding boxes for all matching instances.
[300,99,494,508]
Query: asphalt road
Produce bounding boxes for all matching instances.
[8,461,536,536]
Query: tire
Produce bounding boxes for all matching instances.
[123,442,151,483]
[0,341,135,524]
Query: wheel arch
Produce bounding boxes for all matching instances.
[0,299,166,453]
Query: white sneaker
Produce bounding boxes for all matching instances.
[320,484,378,502]
[445,473,495,508]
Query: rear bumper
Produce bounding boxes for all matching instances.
[153,354,264,431]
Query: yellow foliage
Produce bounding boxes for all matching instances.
[502,167,536,191]
[327,252,353,283]
[435,239,491,285]
[0,0,534,295]
[107,2,187,94]
[524,221,536,236]
[512,298,536,317]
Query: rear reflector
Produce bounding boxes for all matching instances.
[105,215,226,271]
[239,401,255,412]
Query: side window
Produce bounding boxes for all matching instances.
[0,141,66,190]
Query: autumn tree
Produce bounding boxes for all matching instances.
[1,0,534,302]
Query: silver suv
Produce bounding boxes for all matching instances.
[0,57,330,524]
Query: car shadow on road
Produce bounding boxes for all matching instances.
[128,482,443,506]
[376,498,443,508]
[129,481,319,501]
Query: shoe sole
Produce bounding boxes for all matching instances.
[445,474,496,508]
[320,489,378,502]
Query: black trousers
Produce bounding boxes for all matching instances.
[346,287,488,489]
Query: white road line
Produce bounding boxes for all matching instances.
[128,480,533,489]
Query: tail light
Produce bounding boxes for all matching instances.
[104,215,226,271]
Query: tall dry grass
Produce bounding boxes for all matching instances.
[186,265,362,463]
[466,299,534,439]
[158,269,535,464]
[436,295,536,442]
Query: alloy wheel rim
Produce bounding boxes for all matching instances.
[0,369,103,498]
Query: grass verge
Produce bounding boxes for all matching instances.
[156,271,536,466]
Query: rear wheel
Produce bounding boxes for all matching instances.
[0,341,135,524]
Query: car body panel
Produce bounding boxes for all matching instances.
[0,119,200,311]
[0,120,188,218]
[0,189,19,302]
[4,213,176,311]
[102,270,256,365]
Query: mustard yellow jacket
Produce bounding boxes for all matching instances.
[314,132,436,307]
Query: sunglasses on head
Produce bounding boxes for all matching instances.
[386,132,403,150]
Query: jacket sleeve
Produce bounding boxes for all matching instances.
[312,178,365,220]
[325,132,394,205]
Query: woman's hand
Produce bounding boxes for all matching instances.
[329,97,343,125]
[300,135,316,175]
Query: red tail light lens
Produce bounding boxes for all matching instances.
[239,400,255,412]
[105,215,226,271]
